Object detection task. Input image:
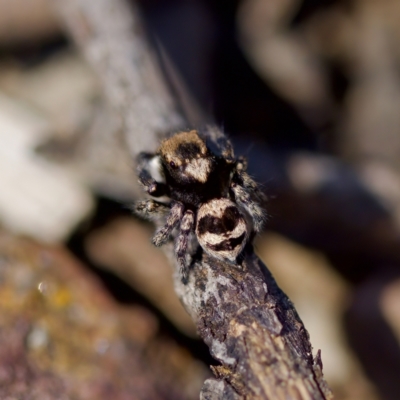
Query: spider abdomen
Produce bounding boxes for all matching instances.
[196,198,248,262]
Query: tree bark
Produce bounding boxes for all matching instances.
[54,0,333,398]
[176,251,332,399]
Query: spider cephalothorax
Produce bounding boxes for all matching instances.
[134,129,266,279]
[159,130,214,185]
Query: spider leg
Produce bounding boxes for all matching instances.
[152,202,184,247]
[175,210,195,280]
[133,199,169,221]
[137,152,169,197]
[231,171,266,233]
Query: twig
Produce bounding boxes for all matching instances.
[54,0,333,398]
[55,0,184,156]
[177,251,332,399]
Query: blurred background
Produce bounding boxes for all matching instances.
[1,0,400,399]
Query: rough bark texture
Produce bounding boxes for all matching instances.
[54,0,333,398]
[175,251,332,399]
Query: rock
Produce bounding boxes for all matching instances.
[0,230,208,399]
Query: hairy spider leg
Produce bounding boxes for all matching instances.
[152,202,184,247]
[175,210,195,280]
[231,171,266,233]
[133,199,170,221]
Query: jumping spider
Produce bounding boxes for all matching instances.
[134,129,266,279]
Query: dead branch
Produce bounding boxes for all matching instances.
[54,0,333,398]
[54,0,184,156]
[176,251,332,399]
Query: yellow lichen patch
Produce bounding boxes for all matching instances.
[229,320,247,337]
[50,286,72,309]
